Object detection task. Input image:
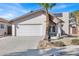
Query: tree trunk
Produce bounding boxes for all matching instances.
[44,9,50,41]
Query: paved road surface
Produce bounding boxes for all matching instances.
[1,36,79,56]
[0,36,42,55]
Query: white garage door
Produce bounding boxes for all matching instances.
[16,24,42,36]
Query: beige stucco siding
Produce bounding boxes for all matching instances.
[12,11,70,36]
[12,14,46,36]
[0,22,8,36]
[19,14,45,24]
[62,12,70,34]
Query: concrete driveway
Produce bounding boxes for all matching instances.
[0,36,42,55]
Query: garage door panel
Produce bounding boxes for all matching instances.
[16,24,42,36]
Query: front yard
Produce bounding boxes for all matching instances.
[0,36,79,56]
[38,36,79,49]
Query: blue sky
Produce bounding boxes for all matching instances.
[0,3,79,20]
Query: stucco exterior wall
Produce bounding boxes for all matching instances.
[12,13,46,36]
[0,22,8,36]
[12,12,70,36]
[62,12,70,34]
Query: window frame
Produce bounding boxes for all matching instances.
[0,24,4,29]
[50,25,56,33]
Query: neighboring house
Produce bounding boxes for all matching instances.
[54,12,78,36]
[10,10,77,38]
[0,18,11,36]
[69,13,78,36]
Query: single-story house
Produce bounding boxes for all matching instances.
[0,9,78,38]
[10,9,74,38]
[0,18,12,36]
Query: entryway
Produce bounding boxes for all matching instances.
[7,26,12,35]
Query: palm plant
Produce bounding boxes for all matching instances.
[73,10,79,25]
[39,3,56,41]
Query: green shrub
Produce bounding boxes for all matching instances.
[71,39,79,45]
[53,41,66,47]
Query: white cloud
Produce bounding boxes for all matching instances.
[0,13,15,20]
[53,5,68,9]
[52,4,74,10]
[59,5,67,8]
[0,9,4,11]
[0,3,30,20]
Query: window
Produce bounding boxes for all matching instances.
[51,26,56,32]
[52,26,55,32]
[0,24,4,29]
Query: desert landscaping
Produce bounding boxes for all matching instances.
[38,36,79,49]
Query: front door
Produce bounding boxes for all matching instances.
[49,25,57,36]
[7,26,12,35]
[72,27,77,34]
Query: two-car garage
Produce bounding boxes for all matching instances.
[16,24,43,36]
[11,10,46,36]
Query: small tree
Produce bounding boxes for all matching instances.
[73,10,79,25]
[39,3,56,41]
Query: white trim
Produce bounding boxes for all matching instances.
[57,23,61,38]
[12,25,15,36]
